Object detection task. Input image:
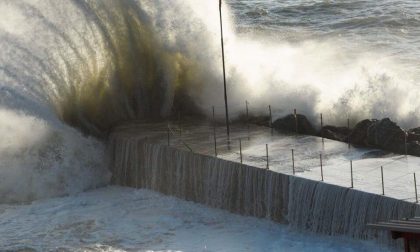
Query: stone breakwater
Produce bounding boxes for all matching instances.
[271,115,420,157]
[108,133,420,248]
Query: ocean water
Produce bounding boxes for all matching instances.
[227,0,420,126]
[0,0,418,250]
[0,186,392,251]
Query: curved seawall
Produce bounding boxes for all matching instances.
[108,134,420,248]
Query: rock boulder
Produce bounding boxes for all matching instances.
[320,126,350,142]
[272,114,316,135]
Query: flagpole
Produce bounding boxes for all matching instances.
[219,0,230,141]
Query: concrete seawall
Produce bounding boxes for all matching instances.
[108,134,420,248]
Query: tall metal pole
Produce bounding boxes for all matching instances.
[219,0,230,141]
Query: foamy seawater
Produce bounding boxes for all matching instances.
[230,0,420,61]
[226,0,420,127]
[0,186,391,251]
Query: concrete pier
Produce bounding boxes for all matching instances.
[108,132,420,249]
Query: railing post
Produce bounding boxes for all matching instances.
[405,131,408,157]
[320,113,324,144]
[135,159,139,188]
[415,173,418,203]
[381,166,385,195]
[167,125,170,146]
[320,153,324,181]
[246,100,250,140]
[294,109,298,133]
[213,106,217,157]
[347,118,351,149]
[178,112,182,136]
[350,160,353,188]
[239,138,243,164]
[292,149,295,175]
[123,142,128,186]
[269,105,273,134]
[266,144,269,170]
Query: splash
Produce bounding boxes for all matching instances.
[0,0,238,202]
[1,0,420,202]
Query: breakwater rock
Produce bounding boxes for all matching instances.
[272,114,420,157]
[272,114,316,135]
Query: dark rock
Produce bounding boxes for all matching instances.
[366,118,406,153]
[348,119,374,146]
[408,128,420,142]
[272,114,316,135]
[409,127,420,135]
[408,133,420,143]
[407,141,420,156]
[320,125,350,142]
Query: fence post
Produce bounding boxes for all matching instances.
[246,100,250,140]
[405,131,408,157]
[269,105,273,134]
[266,144,269,170]
[135,158,139,188]
[123,142,128,186]
[178,112,182,136]
[294,109,298,133]
[347,118,351,149]
[381,166,385,195]
[350,160,353,188]
[320,153,324,181]
[167,125,170,146]
[239,138,243,164]
[292,149,295,175]
[415,173,418,203]
[319,153,324,181]
[320,113,324,144]
[213,106,217,157]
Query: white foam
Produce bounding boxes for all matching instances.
[0,186,391,251]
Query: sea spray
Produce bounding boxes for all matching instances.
[0,109,109,203]
[2,0,420,203]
